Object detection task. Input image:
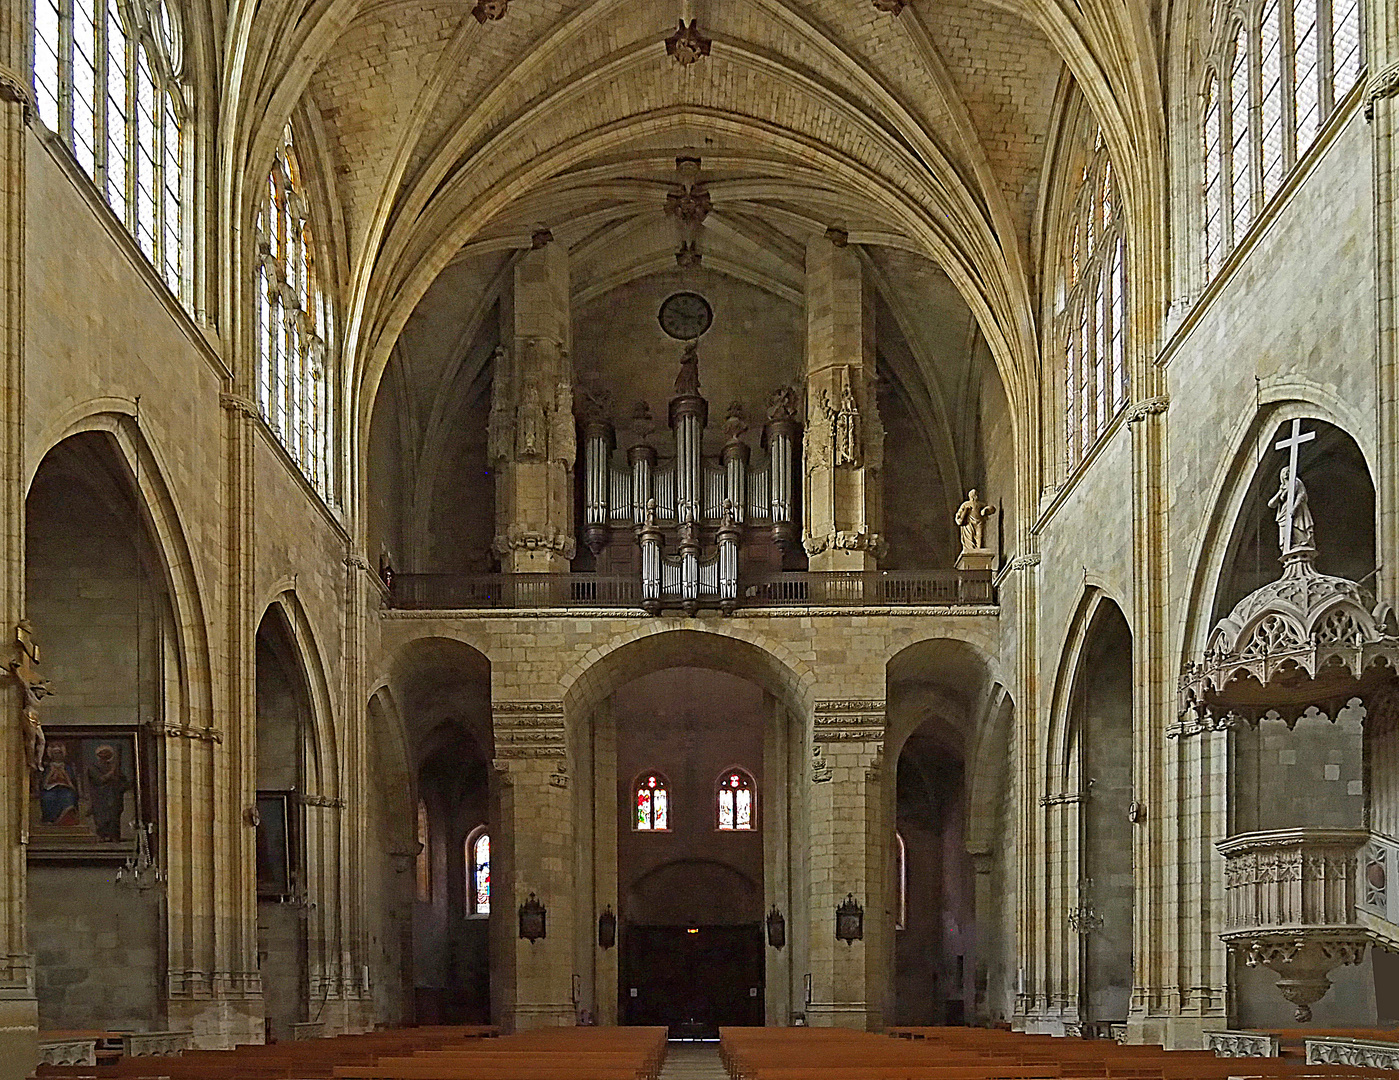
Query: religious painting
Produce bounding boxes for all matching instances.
[256,791,294,898]
[28,726,141,859]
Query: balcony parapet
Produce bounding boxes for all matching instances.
[1217,828,1370,1021]
[383,570,994,613]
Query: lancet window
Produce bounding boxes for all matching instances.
[635,773,669,831]
[896,832,907,930]
[1201,0,1365,279]
[32,0,186,299]
[1058,125,1128,470]
[415,799,430,902]
[717,770,754,831]
[467,827,490,915]
[256,125,336,503]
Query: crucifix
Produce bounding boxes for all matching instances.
[10,620,52,772]
[1273,419,1316,555]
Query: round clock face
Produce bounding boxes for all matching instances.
[658,292,713,340]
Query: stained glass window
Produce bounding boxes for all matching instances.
[32,0,186,300]
[1057,111,1128,474]
[717,771,754,831]
[468,828,490,915]
[415,799,430,903]
[1201,0,1366,283]
[256,125,337,505]
[635,773,669,831]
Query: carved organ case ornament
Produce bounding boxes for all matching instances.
[578,295,801,614]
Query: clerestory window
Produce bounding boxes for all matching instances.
[1201,0,1365,280]
[256,125,336,504]
[32,0,186,300]
[1058,126,1128,471]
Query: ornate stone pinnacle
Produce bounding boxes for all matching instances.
[665,19,712,66]
[472,0,509,22]
[675,241,702,268]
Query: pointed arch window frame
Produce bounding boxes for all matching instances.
[465,824,490,917]
[415,797,431,904]
[633,772,671,832]
[1053,116,1129,478]
[716,768,756,832]
[255,122,338,507]
[31,0,188,303]
[1198,0,1367,285]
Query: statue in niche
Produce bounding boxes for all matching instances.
[551,380,576,468]
[674,343,701,397]
[517,380,546,459]
[819,376,861,468]
[834,381,861,467]
[1267,466,1316,555]
[955,489,997,553]
[486,346,512,464]
[11,620,51,773]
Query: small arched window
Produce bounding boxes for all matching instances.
[895,832,908,931]
[33,0,187,300]
[635,773,669,831]
[466,826,489,915]
[1201,0,1366,282]
[717,770,755,831]
[256,124,335,504]
[415,798,431,903]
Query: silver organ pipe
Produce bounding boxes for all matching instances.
[582,419,614,555]
[722,440,748,525]
[628,444,656,526]
[765,413,799,549]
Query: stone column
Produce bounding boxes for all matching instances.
[492,702,575,1031]
[0,9,35,1070]
[489,238,576,575]
[1370,0,1399,606]
[805,700,887,1029]
[802,234,884,572]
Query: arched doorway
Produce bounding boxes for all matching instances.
[24,431,169,1031]
[570,630,805,1034]
[613,668,768,1034]
[379,638,493,1024]
[254,603,318,1041]
[1067,601,1133,1026]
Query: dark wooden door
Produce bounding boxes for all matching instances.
[621,924,764,1035]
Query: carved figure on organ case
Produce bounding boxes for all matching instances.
[1267,466,1316,554]
[955,489,996,553]
[674,343,701,397]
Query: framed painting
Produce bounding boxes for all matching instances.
[28,726,142,859]
[256,791,294,898]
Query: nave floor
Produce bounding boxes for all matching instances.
[658,1042,726,1080]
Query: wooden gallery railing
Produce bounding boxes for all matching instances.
[384,570,994,612]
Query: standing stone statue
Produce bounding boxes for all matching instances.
[955,489,997,554]
[1267,466,1315,554]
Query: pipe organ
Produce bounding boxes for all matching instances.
[578,343,801,613]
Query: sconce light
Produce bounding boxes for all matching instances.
[766,905,786,950]
[519,892,547,942]
[598,905,617,950]
[835,893,863,944]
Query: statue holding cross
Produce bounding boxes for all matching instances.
[1266,419,1317,557]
